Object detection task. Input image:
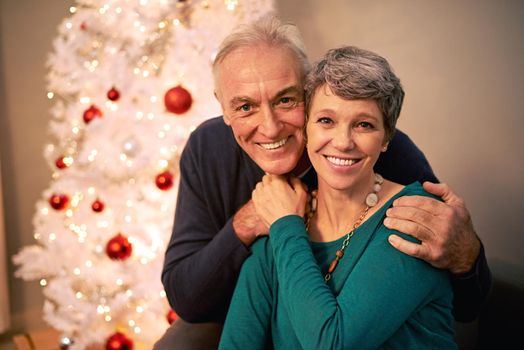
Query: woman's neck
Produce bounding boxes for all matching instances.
[309,174,376,242]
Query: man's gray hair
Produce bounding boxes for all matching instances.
[305,46,404,142]
[212,13,310,84]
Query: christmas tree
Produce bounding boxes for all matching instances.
[13,0,274,349]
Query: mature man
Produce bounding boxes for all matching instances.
[155,15,490,349]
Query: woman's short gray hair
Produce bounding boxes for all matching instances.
[305,46,404,142]
[212,13,310,85]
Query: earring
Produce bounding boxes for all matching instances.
[382,144,388,152]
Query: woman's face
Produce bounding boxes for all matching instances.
[306,85,387,192]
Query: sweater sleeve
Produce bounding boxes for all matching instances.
[161,131,251,323]
[269,215,453,350]
[218,239,273,350]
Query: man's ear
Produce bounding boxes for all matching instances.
[215,90,231,126]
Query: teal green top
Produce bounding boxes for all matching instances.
[219,182,456,349]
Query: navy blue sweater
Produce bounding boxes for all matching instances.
[161,116,490,323]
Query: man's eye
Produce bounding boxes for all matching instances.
[237,104,251,112]
[276,97,295,107]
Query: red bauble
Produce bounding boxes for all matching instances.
[106,332,133,350]
[164,85,192,114]
[166,309,179,325]
[80,22,87,31]
[155,171,174,191]
[49,194,69,210]
[91,199,105,213]
[106,233,132,260]
[83,105,102,124]
[107,87,120,101]
[55,156,69,169]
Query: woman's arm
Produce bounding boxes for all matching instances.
[270,215,453,349]
[219,238,273,350]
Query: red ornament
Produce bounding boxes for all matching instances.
[80,22,87,31]
[155,171,174,191]
[164,85,192,114]
[106,332,133,350]
[106,233,133,260]
[91,199,105,213]
[83,105,102,124]
[107,87,120,101]
[49,194,69,211]
[167,309,179,325]
[55,156,71,169]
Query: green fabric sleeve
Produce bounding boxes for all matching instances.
[270,215,449,350]
[218,238,273,350]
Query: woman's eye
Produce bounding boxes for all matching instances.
[357,121,374,129]
[317,117,332,124]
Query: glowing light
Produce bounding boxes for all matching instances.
[80,97,91,104]
[95,244,104,253]
[41,208,49,215]
[126,289,133,297]
[76,292,83,299]
[65,22,73,30]
[34,233,41,240]
[133,68,141,75]
[124,215,132,223]
[49,233,57,241]
[88,149,98,162]
[126,200,133,207]
[47,92,54,99]
[158,21,167,29]
[97,305,105,314]
[140,257,148,265]
[115,7,122,14]
[40,279,47,286]
[73,268,81,276]
[142,70,150,77]
[158,159,169,168]
[157,131,166,139]
[147,113,155,120]
[139,0,148,5]
[129,320,136,327]
[136,111,144,120]
[72,127,80,134]
[120,153,128,161]
[225,0,238,11]
[150,96,158,103]
[85,260,93,268]
[105,315,112,322]
[88,187,96,195]
[134,327,141,334]
[172,19,181,26]
[116,278,123,286]
[69,6,77,13]
[65,209,73,218]
[136,306,144,313]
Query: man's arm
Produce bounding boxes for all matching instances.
[377,130,492,322]
[161,119,264,323]
[384,182,492,321]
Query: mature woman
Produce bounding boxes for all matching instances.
[218,46,456,349]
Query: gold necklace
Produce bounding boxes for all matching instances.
[305,173,383,283]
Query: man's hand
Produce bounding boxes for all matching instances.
[384,182,481,274]
[233,199,268,246]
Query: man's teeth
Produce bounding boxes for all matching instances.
[326,156,356,166]
[260,138,287,150]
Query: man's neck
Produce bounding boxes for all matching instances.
[289,150,311,178]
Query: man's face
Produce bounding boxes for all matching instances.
[215,45,306,175]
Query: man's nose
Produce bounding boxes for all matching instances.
[259,105,282,137]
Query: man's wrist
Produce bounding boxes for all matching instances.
[450,235,481,275]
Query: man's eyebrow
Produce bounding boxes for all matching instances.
[274,86,302,99]
[229,96,255,109]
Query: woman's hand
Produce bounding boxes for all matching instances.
[252,175,308,228]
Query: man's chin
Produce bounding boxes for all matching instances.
[258,159,297,175]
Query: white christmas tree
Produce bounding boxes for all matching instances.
[13,0,274,349]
